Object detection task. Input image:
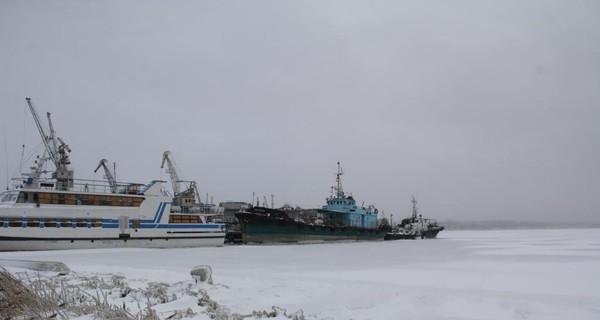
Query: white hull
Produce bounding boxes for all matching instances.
[0,235,224,251]
[1,182,226,251]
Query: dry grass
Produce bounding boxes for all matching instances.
[0,267,59,319]
[1,266,304,320]
[0,267,158,320]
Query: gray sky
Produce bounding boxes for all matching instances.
[1,0,599,223]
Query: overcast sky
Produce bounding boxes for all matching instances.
[1,0,599,223]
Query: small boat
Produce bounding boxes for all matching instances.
[235,162,387,243]
[383,229,416,240]
[0,98,225,251]
[385,196,444,240]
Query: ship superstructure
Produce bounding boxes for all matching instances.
[318,162,378,229]
[0,98,225,251]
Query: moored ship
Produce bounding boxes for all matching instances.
[235,163,387,243]
[385,196,444,240]
[0,98,226,251]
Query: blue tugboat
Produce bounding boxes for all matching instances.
[317,162,379,230]
[235,163,387,243]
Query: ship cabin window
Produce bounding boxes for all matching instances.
[45,219,57,228]
[36,192,144,207]
[26,218,41,227]
[76,219,87,227]
[7,217,21,227]
[60,218,71,228]
[169,215,201,224]
[4,217,105,228]
[0,191,19,204]
[16,192,40,204]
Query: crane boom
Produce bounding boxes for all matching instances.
[161,151,202,213]
[25,98,73,190]
[161,151,181,195]
[26,98,58,168]
[47,112,58,157]
[94,159,118,193]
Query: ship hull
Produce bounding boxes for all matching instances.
[384,233,416,240]
[236,211,386,244]
[0,188,226,251]
[384,227,444,241]
[0,217,225,251]
[0,234,224,251]
[420,228,444,239]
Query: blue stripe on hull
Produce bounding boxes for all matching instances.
[3,201,225,231]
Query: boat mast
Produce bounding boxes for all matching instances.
[411,195,418,220]
[335,162,344,197]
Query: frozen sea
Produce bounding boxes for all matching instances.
[1,228,600,319]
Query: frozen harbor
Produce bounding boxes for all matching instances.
[1,228,600,319]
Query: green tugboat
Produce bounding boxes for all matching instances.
[235,163,387,243]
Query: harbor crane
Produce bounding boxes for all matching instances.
[94,159,118,193]
[161,151,200,213]
[25,98,73,190]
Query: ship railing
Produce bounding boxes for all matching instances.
[13,176,147,195]
[141,181,154,192]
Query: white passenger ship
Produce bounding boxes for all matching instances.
[0,99,225,251]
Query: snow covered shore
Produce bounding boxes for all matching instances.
[1,228,599,319]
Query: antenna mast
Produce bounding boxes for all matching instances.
[335,162,344,197]
[411,195,418,219]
